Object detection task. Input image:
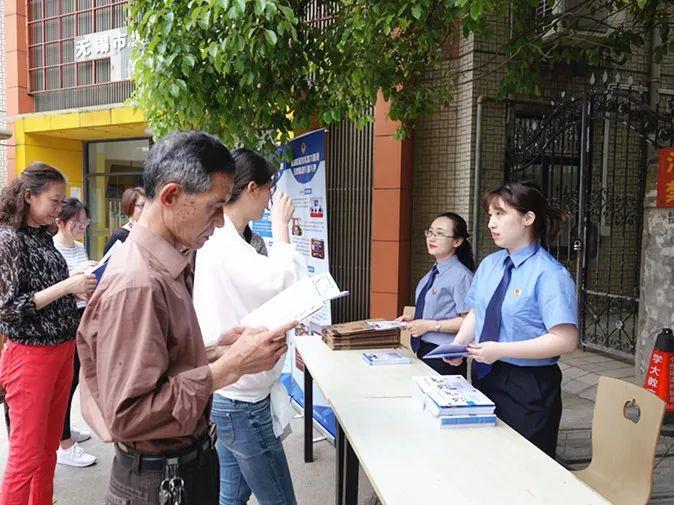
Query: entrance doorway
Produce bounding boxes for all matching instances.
[85,138,150,258]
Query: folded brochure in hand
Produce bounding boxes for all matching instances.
[422,343,468,359]
[241,272,348,329]
[85,240,122,283]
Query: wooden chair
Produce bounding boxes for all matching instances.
[400,306,415,351]
[573,376,665,505]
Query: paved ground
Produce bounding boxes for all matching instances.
[1,348,673,504]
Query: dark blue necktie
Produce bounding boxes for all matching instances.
[412,265,439,353]
[473,256,514,379]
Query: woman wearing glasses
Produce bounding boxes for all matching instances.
[52,197,97,467]
[193,148,304,505]
[397,212,475,377]
[103,186,146,254]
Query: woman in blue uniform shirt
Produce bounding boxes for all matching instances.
[397,212,474,377]
[446,182,578,457]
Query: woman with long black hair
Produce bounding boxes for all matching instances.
[446,182,578,458]
[193,148,303,505]
[397,212,475,377]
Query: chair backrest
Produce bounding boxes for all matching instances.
[400,306,415,350]
[588,376,665,498]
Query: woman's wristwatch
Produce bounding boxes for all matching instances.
[434,320,441,331]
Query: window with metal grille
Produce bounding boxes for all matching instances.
[27,0,127,94]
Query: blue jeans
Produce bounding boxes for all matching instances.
[211,395,297,505]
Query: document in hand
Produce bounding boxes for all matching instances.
[85,240,122,283]
[422,343,468,360]
[240,272,348,329]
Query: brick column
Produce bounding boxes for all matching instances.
[370,93,413,319]
[5,0,34,180]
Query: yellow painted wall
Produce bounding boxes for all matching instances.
[13,105,147,195]
[23,133,83,190]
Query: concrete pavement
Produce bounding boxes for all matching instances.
[1,349,673,504]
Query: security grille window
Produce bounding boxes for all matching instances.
[27,0,129,110]
[506,107,580,264]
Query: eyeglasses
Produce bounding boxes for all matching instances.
[73,219,91,228]
[265,177,280,211]
[424,229,454,240]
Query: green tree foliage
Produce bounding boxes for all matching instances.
[129,0,672,150]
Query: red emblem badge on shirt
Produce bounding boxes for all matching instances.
[513,288,522,297]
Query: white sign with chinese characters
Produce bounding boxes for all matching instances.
[75,27,131,81]
[75,27,128,62]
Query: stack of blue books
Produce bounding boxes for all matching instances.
[411,375,496,429]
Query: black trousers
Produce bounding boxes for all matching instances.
[3,403,9,435]
[107,444,220,505]
[472,361,562,458]
[61,350,80,441]
[417,340,467,378]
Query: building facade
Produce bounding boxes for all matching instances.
[0,0,8,188]
[4,1,146,258]
[2,0,376,325]
[404,11,674,376]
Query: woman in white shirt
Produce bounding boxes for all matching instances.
[52,198,97,468]
[193,148,305,505]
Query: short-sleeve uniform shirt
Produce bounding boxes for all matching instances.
[415,255,474,346]
[465,242,578,367]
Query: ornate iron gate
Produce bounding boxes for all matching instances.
[505,78,674,359]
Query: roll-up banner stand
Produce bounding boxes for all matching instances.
[251,129,336,442]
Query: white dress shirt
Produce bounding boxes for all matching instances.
[193,215,307,435]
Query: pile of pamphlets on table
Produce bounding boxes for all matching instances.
[411,375,496,429]
[362,350,411,366]
[322,319,401,350]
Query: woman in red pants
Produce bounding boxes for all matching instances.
[0,163,96,505]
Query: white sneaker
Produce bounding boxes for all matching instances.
[71,428,91,443]
[57,442,96,467]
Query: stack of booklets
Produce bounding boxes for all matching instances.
[322,319,401,350]
[411,375,496,429]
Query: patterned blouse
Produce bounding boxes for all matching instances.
[0,225,79,346]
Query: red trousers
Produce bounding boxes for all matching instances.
[0,340,75,505]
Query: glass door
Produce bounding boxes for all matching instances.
[85,138,150,258]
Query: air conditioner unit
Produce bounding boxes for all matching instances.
[538,0,627,46]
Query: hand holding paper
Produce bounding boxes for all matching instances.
[210,320,298,390]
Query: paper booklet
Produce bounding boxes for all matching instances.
[364,320,406,331]
[85,239,122,283]
[362,351,411,366]
[423,343,468,360]
[241,272,349,329]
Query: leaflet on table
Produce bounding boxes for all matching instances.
[411,376,495,416]
[362,351,411,366]
[364,320,406,331]
[85,240,122,283]
[241,272,349,329]
[422,343,468,360]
